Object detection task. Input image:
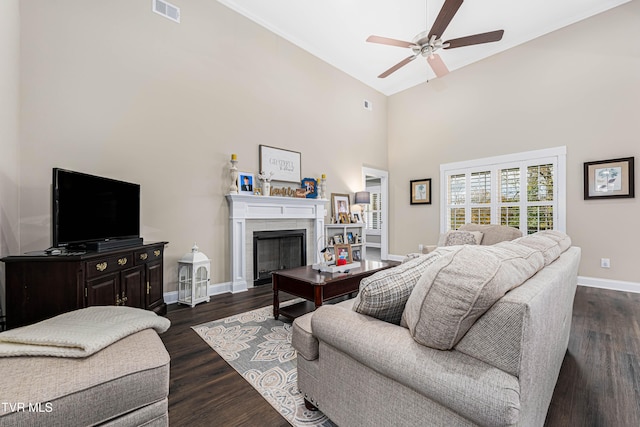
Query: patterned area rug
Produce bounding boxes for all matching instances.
[191,301,337,427]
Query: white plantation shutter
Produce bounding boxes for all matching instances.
[366,191,382,231]
[441,148,566,234]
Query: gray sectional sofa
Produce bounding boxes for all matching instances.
[292,230,580,426]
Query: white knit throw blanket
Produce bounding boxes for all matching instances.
[0,306,171,358]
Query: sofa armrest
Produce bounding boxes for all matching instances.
[310,305,521,426]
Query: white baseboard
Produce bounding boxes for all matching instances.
[164,281,248,305]
[386,254,406,262]
[577,276,640,294]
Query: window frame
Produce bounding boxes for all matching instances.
[439,146,567,234]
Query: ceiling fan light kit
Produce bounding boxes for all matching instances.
[367,0,504,79]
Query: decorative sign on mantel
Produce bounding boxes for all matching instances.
[259,145,301,183]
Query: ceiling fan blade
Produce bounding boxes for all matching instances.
[366,35,416,48]
[378,55,417,78]
[427,54,449,78]
[428,0,464,39]
[444,30,505,49]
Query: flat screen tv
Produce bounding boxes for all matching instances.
[52,168,141,249]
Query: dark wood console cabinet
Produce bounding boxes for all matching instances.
[1,242,168,329]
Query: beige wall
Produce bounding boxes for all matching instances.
[388,1,639,282]
[18,0,388,292]
[0,0,21,314]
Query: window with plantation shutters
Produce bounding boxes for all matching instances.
[366,191,382,231]
[440,147,566,234]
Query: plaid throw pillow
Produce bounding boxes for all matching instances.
[352,252,442,325]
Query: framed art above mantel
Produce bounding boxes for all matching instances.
[259,145,301,183]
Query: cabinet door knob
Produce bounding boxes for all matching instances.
[118,258,128,266]
[153,250,161,257]
[139,253,148,261]
[96,262,107,272]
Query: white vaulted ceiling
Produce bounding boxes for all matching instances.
[217,0,630,95]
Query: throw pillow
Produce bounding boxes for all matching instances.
[352,252,442,325]
[401,244,544,350]
[437,230,484,246]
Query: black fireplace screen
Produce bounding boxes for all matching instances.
[253,229,307,285]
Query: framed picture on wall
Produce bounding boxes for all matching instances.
[238,172,254,195]
[584,157,635,200]
[259,145,301,183]
[410,179,432,205]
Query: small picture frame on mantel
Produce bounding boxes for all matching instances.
[238,172,254,195]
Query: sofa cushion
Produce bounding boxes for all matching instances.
[352,252,442,324]
[437,230,483,246]
[402,244,544,350]
[458,223,522,245]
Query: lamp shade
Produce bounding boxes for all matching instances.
[354,191,371,205]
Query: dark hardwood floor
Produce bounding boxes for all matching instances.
[161,285,640,426]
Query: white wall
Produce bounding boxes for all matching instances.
[387,1,640,283]
[18,0,388,292]
[0,0,21,315]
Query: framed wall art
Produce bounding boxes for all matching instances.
[259,145,301,183]
[238,172,254,195]
[410,179,432,205]
[584,157,635,200]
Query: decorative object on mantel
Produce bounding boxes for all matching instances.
[410,178,432,205]
[257,171,274,196]
[177,243,211,308]
[259,145,301,183]
[270,186,303,198]
[319,174,327,199]
[584,157,635,200]
[301,177,318,198]
[229,154,239,195]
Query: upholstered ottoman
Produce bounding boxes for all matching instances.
[0,328,170,426]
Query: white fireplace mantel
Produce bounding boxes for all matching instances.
[226,194,328,292]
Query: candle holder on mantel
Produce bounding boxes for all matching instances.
[319,174,327,199]
[229,154,238,195]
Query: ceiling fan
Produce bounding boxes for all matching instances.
[366,0,504,78]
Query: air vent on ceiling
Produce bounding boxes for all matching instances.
[153,0,180,23]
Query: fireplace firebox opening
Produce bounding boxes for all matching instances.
[253,229,307,286]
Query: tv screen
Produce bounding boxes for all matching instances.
[52,168,140,248]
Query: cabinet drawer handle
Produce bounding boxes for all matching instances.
[118,258,128,266]
[153,250,161,257]
[139,253,148,261]
[96,262,107,272]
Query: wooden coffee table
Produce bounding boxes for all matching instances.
[272,260,396,320]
